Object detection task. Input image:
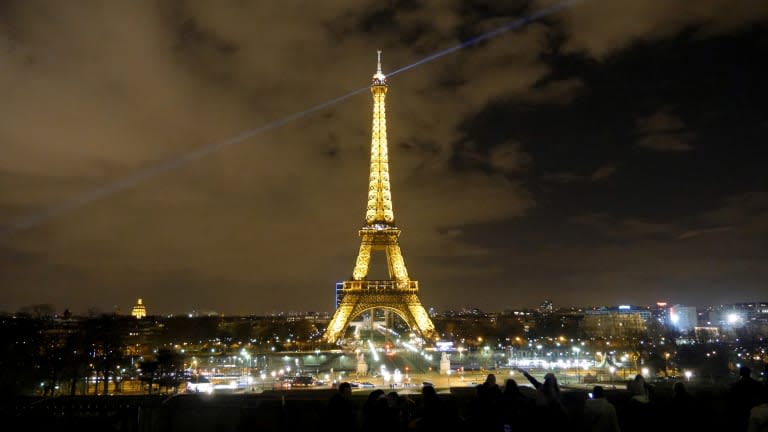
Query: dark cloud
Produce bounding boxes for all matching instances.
[676,226,733,240]
[589,164,616,181]
[542,163,616,183]
[1,0,766,313]
[546,0,768,57]
[636,109,693,152]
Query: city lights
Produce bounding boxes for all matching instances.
[2,13,766,430]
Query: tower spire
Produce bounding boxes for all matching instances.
[353,51,406,282]
[372,50,387,86]
[366,50,393,225]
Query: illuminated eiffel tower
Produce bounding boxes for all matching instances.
[323,52,436,344]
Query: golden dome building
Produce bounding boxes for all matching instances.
[131,298,147,319]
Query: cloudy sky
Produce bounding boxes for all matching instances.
[1,0,766,315]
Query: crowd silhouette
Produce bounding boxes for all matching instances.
[323,366,768,432]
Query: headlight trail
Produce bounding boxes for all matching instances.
[1,0,579,240]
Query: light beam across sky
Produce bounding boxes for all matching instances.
[2,0,767,312]
[0,0,580,240]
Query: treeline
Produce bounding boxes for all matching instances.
[0,310,324,396]
[0,314,127,397]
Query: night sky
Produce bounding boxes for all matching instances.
[1,1,766,315]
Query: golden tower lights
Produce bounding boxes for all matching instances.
[323,52,435,343]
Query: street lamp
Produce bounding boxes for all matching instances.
[684,370,692,382]
[608,366,616,389]
[572,347,581,384]
[536,345,543,367]
[241,349,252,377]
[621,354,629,379]
[664,353,671,377]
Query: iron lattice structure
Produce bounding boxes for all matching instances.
[323,53,436,343]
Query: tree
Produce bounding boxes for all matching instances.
[83,315,125,395]
[0,316,45,396]
[17,304,56,319]
[62,329,91,396]
[139,360,160,394]
[39,336,67,396]
[156,349,185,393]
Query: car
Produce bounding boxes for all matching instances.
[186,376,213,394]
[359,382,375,388]
[291,376,316,387]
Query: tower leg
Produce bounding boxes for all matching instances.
[323,292,436,343]
[324,304,355,343]
[352,243,372,280]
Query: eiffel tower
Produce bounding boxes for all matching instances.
[323,52,436,344]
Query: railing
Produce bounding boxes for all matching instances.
[342,280,418,293]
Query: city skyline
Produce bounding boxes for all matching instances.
[19,298,768,319]
[1,1,767,314]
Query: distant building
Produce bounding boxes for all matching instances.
[652,302,669,326]
[582,305,649,338]
[131,298,147,319]
[587,305,652,321]
[539,300,554,314]
[669,305,697,332]
[582,313,646,339]
[718,302,768,326]
[335,282,344,309]
[694,326,719,343]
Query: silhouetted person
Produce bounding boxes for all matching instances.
[501,378,532,431]
[412,384,458,432]
[362,389,389,432]
[623,375,652,432]
[748,387,768,432]
[479,373,502,400]
[327,382,357,432]
[671,381,693,408]
[385,391,413,430]
[484,373,499,387]
[473,373,503,431]
[667,382,697,431]
[517,368,568,430]
[731,367,764,431]
[410,385,443,432]
[517,368,561,405]
[362,389,386,431]
[627,374,651,404]
[583,386,620,432]
[440,395,465,432]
